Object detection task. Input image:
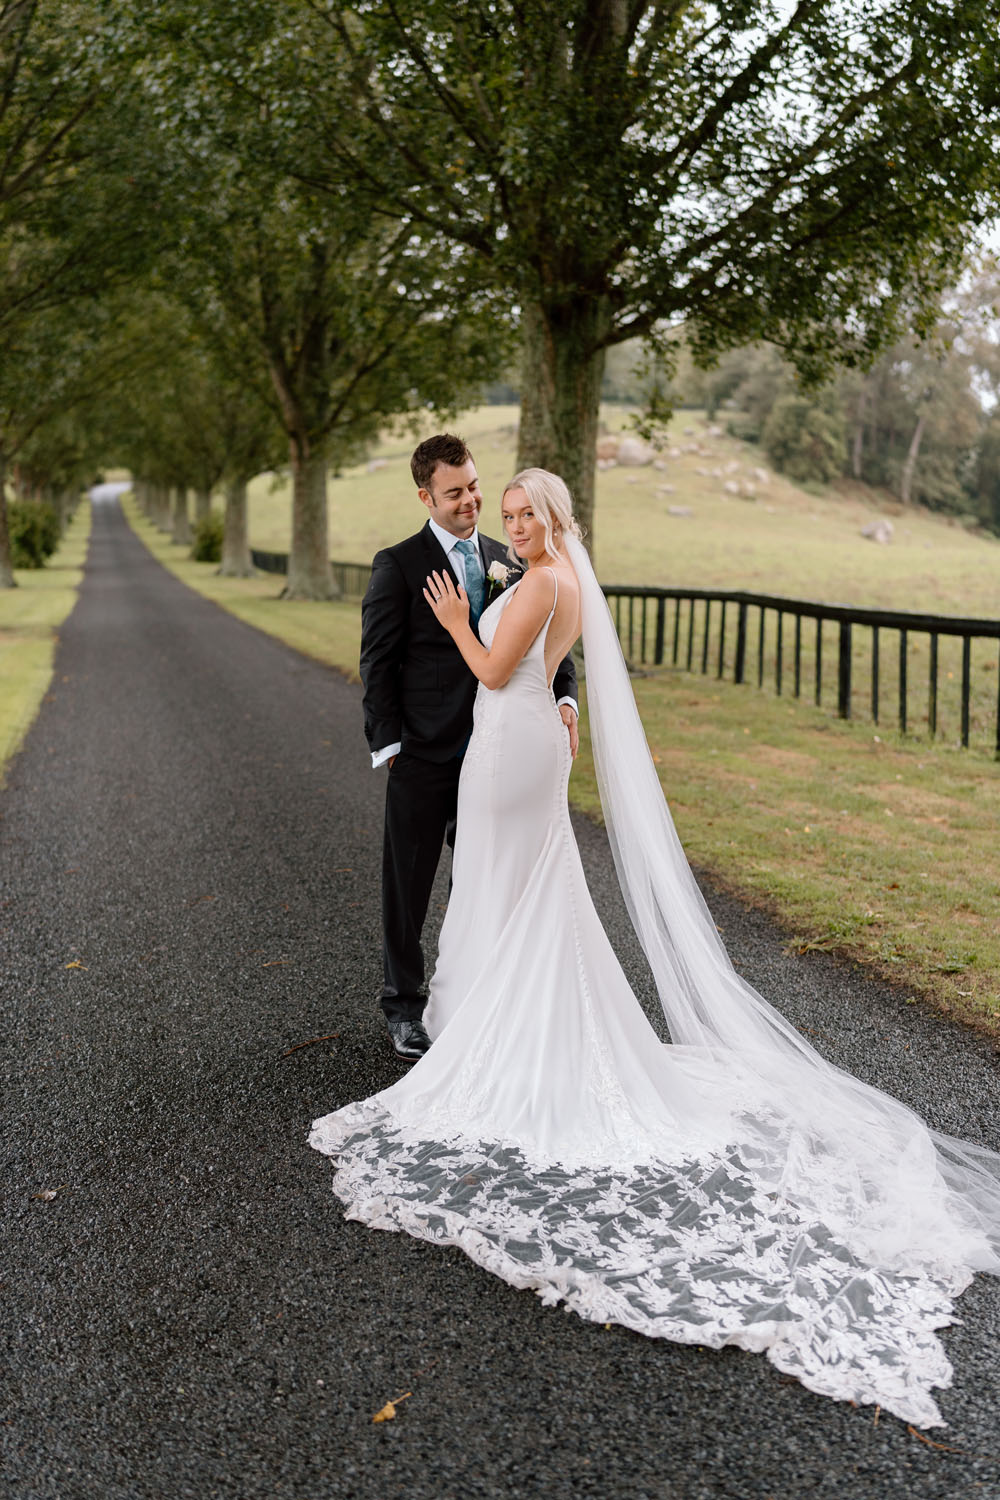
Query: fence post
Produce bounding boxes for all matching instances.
[961,636,971,748]
[717,601,727,678]
[838,621,852,719]
[654,598,665,665]
[734,602,748,684]
[928,633,938,738]
[871,625,880,724]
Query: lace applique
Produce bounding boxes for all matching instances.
[310,1105,961,1429]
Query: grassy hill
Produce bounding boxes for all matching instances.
[247,405,1000,618]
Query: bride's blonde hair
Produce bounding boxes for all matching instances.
[501,467,583,563]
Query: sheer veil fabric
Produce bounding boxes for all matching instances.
[311,540,1000,1427]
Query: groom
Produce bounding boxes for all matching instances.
[361,433,579,1060]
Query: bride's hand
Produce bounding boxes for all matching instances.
[423,570,469,633]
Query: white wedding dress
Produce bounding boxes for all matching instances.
[311,540,1000,1427]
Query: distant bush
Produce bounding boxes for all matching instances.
[762,396,845,484]
[725,412,762,444]
[191,512,224,563]
[9,500,60,568]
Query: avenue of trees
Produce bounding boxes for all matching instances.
[3,0,1000,589]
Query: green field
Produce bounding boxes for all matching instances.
[0,502,92,779]
[125,469,1000,1038]
[248,405,1000,616]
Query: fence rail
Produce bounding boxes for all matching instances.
[250,550,1000,755]
[604,584,1000,756]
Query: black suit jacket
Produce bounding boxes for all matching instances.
[361,522,578,763]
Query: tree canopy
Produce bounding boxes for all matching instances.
[2,0,1000,581]
[272,0,1000,542]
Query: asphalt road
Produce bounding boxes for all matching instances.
[2,498,999,1500]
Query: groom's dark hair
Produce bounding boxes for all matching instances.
[411,433,472,491]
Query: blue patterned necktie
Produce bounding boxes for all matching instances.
[454,537,486,622]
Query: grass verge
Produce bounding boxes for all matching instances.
[0,501,92,781]
[124,491,1000,1039]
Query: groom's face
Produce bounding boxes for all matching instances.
[418,459,482,538]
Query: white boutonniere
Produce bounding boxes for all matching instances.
[486,560,514,598]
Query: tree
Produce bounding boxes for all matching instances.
[974,419,1000,532]
[762,394,845,485]
[109,296,286,575]
[0,1,166,582]
[273,0,1000,549]
[129,5,508,597]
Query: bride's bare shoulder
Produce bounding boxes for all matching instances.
[551,562,580,597]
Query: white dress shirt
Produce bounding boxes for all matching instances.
[371,517,578,768]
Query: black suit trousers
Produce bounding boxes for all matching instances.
[380,750,462,1022]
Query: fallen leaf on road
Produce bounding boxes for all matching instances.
[262,960,289,967]
[906,1424,997,1460]
[32,1189,59,1201]
[64,960,87,970]
[372,1392,411,1424]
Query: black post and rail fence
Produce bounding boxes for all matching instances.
[251,550,1000,757]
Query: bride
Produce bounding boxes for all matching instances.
[310,468,1000,1426]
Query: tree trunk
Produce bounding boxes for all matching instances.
[219,478,255,577]
[284,437,337,600]
[56,489,75,532]
[899,412,927,506]
[153,484,172,531]
[194,488,212,524]
[516,295,611,555]
[171,486,192,546]
[0,453,16,589]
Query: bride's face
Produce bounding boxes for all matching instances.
[502,488,549,563]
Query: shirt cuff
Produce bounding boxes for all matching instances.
[555,697,578,716]
[372,742,401,769]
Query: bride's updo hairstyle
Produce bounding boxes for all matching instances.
[502,467,584,564]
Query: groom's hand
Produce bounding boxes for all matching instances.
[559,704,579,759]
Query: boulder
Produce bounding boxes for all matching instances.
[595,435,619,460]
[615,434,654,466]
[861,519,894,545]
[667,505,693,517]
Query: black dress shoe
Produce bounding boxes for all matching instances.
[386,1018,431,1062]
